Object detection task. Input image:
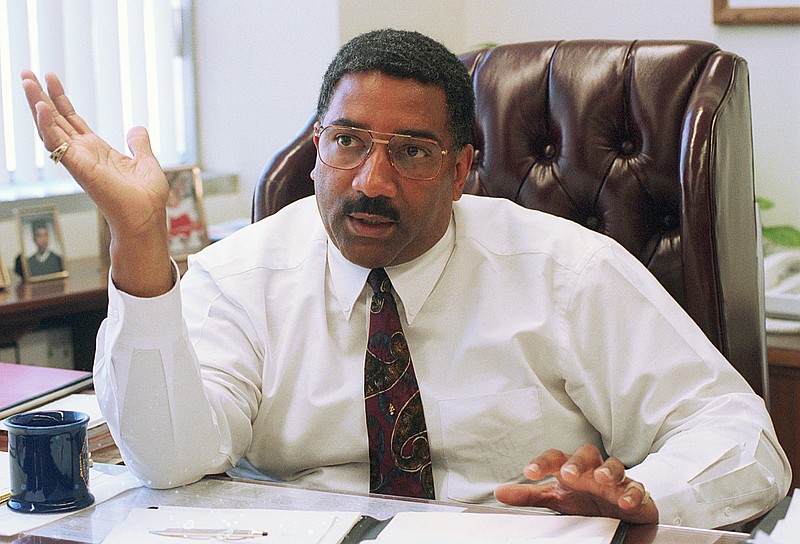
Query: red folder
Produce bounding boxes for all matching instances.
[0,362,93,420]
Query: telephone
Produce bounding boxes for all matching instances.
[764,249,800,320]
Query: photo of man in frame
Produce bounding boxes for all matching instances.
[14,207,68,282]
[0,250,11,289]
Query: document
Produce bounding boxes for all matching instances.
[0,392,105,429]
[367,511,620,544]
[0,452,9,505]
[753,488,800,544]
[102,505,620,544]
[102,506,364,544]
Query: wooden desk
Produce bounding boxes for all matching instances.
[2,473,748,544]
[768,337,800,492]
[0,257,108,371]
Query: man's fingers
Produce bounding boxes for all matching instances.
[21,70,45,122]
[44,72,91,135]
[620,480,650,510]
[21,74,51,141]
[34,102,69,152]
[127,127,157,162]
[22,72,77,146]
[494,482,547,506]
[594,456,626,485]
[559,444,604,481]
[524,449,570,480]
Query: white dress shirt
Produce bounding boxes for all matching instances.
[94,195,790,529]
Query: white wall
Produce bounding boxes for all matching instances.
[338,0,468,51]
[193,0,340,226]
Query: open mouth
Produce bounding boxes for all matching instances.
[348,213,397,237]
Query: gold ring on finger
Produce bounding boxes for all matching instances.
[49,142,69,165]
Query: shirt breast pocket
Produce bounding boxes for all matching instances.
[439,387,541,503]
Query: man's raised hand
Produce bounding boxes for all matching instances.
[21,71,173,296]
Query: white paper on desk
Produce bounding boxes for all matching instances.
[0,393,105,429]
[0,451,9,498]
[0,456,141,537]
[103,506,363,544]
[765,488,800,543]
[369,512,620,544]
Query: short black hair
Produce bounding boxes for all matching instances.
[31,220,48,234]
[316,29,474,151]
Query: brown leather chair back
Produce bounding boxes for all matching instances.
[253,40,766,399]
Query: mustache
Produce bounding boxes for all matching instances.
[342,196,400,222]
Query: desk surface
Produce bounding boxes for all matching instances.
[3,473,747,544]
[0,257,108,370]
[0,257,107,316]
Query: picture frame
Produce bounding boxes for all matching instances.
[164,165,209,261]
[97,210,111,270]
[0,248,11,289]
[713,0,800,24]
[14,205,69,283]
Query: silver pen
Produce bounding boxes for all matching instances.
[149,527,268,540]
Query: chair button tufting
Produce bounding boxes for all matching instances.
[541,144,556,160]
[620,140,635,156]
[585,216,600,230]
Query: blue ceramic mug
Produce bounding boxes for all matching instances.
[5,410,95,513]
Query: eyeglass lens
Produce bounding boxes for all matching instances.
[317,126,444,180]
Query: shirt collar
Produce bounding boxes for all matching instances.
[34,250,52,262]
[327,213,456,324]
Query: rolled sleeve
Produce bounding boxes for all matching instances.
[94,262,228,488]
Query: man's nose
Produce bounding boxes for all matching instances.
[351,143,397,198]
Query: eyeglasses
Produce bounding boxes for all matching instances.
[314,124,448,181]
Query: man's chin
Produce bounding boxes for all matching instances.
[338,240,401,270]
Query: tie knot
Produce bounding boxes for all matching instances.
[367,268,391,295]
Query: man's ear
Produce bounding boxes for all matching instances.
[310,122,321,181]
[452,143,474,201]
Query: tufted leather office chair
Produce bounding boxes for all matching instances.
[253,40,768,402]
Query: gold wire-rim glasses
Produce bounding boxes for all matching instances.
[314,124,449,181]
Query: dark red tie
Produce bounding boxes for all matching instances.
[364,268,434,499]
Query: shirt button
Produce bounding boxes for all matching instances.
[673,517,682,526]
[724,506,733,517]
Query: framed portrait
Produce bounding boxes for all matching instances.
[14,205,69,283]
[0,248,11,289]
[714,0,800,24]
[165,165,209,261]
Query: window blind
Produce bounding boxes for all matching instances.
[0,0,195,191]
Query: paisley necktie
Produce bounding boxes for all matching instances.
[364,268,434,499]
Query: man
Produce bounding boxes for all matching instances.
[22,29,789,529]
[15,221,64,277]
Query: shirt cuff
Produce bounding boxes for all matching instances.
[627,460,695,527]
[106,260,184,349]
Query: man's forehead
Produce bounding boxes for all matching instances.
[324,72,450,137]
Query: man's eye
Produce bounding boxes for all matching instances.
[335,134,355,147]
[402,144,432,159]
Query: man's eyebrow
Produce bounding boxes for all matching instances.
[328,118,443,144]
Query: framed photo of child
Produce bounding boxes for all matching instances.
[14,206,69,282]
[165,165,209,261]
